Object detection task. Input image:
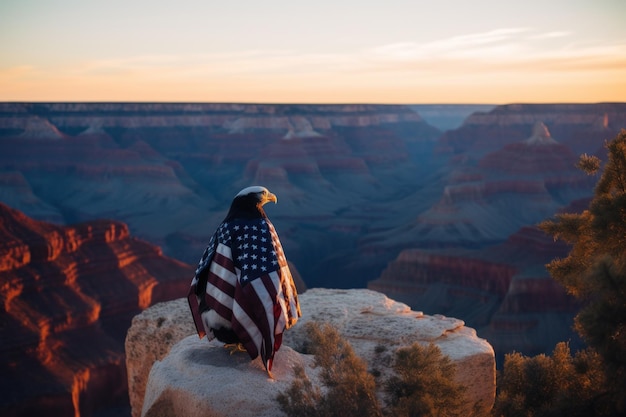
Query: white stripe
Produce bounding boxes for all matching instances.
[204,243,237,308]
[232,300,263,354]
[251,276,277,346]
[215,242,237,277]
[270,272,289,334]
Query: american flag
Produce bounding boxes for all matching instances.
[188,217,300,371]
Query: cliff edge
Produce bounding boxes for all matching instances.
[126,288,495,417]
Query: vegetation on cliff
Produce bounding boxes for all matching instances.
[277,322,468,417]
[494,129,626,416]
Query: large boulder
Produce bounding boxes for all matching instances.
[126,288,495,417]
[141,337,319,417]
[125,298,196,417]
[283,288,495,415]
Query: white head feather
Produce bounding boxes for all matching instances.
[235,185,269,197]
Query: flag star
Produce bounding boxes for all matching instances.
[261,247,267,252]
[243,243,249,249]
[261,256,267,262]
[237,236,243,241]
[261,237,267,242]
[261,266,267,271]
[251,264,258,270]
[251,254,258,260]
[244,234,249,239]
[251,235,258,240]
[252,225,258,231]
[243,264,249,270]
[244,225,249,230]
[252,244,258,250]
[233,225,240,231]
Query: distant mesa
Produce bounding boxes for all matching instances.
[478,121,579,175]
[19,116,66,140]
[524,121,558,145]
[78,122,107,136]
[435,103,626,156]
[282,116,323,139]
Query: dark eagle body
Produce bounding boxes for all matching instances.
[188,186,301,374]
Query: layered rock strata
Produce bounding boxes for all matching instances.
[0,102,441,290]
[0,203,194,417]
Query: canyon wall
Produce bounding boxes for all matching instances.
[0,203,194,417]
[1,101,625,379]
[0,102,441,289]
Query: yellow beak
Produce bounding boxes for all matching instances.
[260,191,277,206]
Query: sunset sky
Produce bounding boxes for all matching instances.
[1,0,625,104]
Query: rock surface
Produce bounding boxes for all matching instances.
[142,338,318,417]
[125,298,196,417]
[127,288,495,417]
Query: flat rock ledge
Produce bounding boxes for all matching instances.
[126,288,495,417]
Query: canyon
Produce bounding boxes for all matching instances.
[0,203,193,416]
[1,101,625,416]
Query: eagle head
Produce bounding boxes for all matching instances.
[226,186,277,220]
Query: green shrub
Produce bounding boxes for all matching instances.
[278,322,468,417]
[277,321,382,417]
[492,342,607,417]
[539,130,626,414]
[385,343,466,417]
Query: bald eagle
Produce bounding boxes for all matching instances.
[187,186,301,376]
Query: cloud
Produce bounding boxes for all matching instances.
[527,31,572,40]
[1,27,624,103]
[0,65,37,78]
[368,28,533,60]
[363,28,625,73]
[75,55,183,75]
[14,27,619,83]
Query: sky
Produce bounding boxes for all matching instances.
[1,0,625,104]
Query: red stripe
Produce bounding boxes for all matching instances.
[203,292,234,322]
[214,249,236,273]
[206,252,236,297]
[187,286,206,339]
[231,319,259,360]
[234,277,275,365]
[261,275,284,331]
[261,273,278,302]
[260,275,280,362]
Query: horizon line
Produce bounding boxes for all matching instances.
[2,100,625,106]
